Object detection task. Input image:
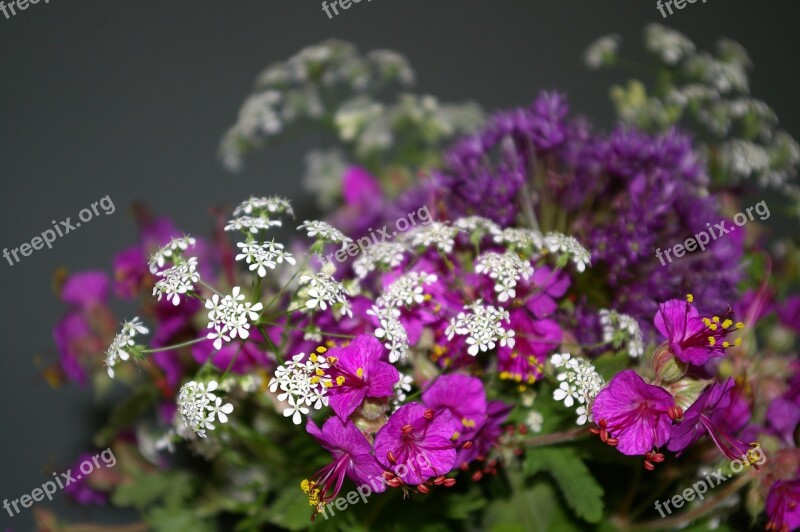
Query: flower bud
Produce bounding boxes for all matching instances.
[664,377,713,411]
[651,344,687,384]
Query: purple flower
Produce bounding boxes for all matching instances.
[592,370,675,456]
[325,335,399,420]
[60,271,109,308]
[497,309,561,384]
[112,246,148,299]
[667,379,752,461]
[303,417,386,512]
[64,453,109,505]
[456,400,513,466]
[654,298,741,365]
[524,266,570,319]
[422,374,488,443]
[777,295,800,333]
[373,402,460,485]
[765,478,800,532]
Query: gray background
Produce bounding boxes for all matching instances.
[1,0,798,528]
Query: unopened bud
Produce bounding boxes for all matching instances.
[652,344,687,384]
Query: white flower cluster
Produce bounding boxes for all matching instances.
[378,272,438,308]
[404,222,460,254]
[298,220,351,247]
[233,196,294,218]
[205,287,263,350]
[268,351,332,425]
[584,34,621,70]
[475,250,534,303]
[303,149,348,209]
[225,215,282,234]
[392,372,414,410]
[550,353,605,425]
[235,240,296,278]
[543,233,591,273]
[177,380,234,438]
[153,256,199,306]
[446,301,515,356]
[105,317,149,379]
[600,309,644,358]
[454,216,500,238]
[298,265,352,317]
[148,236,197,274]
[493,227,544,255]
[353,242,406,279]
[367,304,409,363]
[644,24,696,65]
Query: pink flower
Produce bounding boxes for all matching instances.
[654,298,742,365]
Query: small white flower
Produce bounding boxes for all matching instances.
[353,242,406,279]
[553,381,579,408]
[148,236,197,273]
[233,196,294,218]
[105,317,149,379]
[475,251,534,302]
[177,380,232,438]
[446,301,512,356]
[454,216,501,237]
[368,304,409,363]
[599,309,644,358]
[543,233,591,273]
[235,240,295,277]
[297,220,351,247]
[493,228,544,254]
[403,222,459,253]
[379,271,438,308]
[225,216,282,234]
[525,411,544,433]
[550,355,605,425]
[298,267,352,317]
[205,287,263,350]
[584,34,621,70]
[283,395,310,426]
[153,257,199,306]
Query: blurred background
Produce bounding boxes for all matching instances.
[1,0,798,528]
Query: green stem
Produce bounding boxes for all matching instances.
[142,337,206,353]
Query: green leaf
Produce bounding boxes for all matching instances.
[144,506,215,532]
[524,448,604,523]
[592,350,631,381]
[263,485,317,531]
[111,470,193,511]
[483,478,580,532]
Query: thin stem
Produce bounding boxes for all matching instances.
[265,254,310,311]
[198,279,222,297]
[520,427,589,447]
[220,340,246,380]
[142,337,206,353]
[260,320,357,340]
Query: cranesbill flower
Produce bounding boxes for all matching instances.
[668,378,754,462]
[654,296,743,365]
[456,400,513,466]
[373,402,460,485]
[302,417,386,514]
[325,335,399,420]
[765,478,800,532]
[591,370,675,456]
[422,374,488,443]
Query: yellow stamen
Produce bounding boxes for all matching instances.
[722,319,733,329]
[703,318,712,327]
[310,376,320,384]
[462,418,476,428]
[316,346,328,353]
[327,356,338,364]
[356,367,364,379]
[315,368,325,376]
[451,431,460,440]
[335,376,345,386]
[499,371,510,380]
[510,351,518,359]
[686,293,694,303]
[708,336,716,346]
[734,338,742,346]
[712,316,720,323]
[709,323,718,331]
[735,322,745,329]
[323,380,333,388]
[722,341,730,348]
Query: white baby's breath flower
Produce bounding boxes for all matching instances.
[177,380,234,438]
[148,236,197,274]
[298,266,352,317]
[543,233,591,273]
[644,24,696,65]
[105,317,149,379]
[445,300,512,356]
[225,216,282,234]
[353,242,406,279]
[269,352,331,425]
[454,216,501,238]
[475,250,534,303]
[403,222,459,254]
[235,240,295,277]
[205,287,263,350]
[298,220,351,247]
[152,257,199,306]
[550,353,605,425]
[368,304,409,363]
[378,271,438,308]
[493,228,544,254]
[599,309,644,358]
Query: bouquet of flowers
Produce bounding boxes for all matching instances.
[42,25,799,531]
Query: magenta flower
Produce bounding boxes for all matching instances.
[303,417,386,512]
[591,370,675,456]
[456,400,513,466]
[497,309,561,384]
[765,478,800,532]
[422,374,488,443]
[325,335,399,420]
[654,298,742,365]
[667,379,752,461]
[374,402,460,485]
[524,266,570,319]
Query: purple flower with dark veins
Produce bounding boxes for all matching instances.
[591,370,675,456]
[422,374,488,444]
[302,417,386,514]
[325,335,399,420]
[374,402,460,485]
[654,297,743,366]
[667,378,754,462]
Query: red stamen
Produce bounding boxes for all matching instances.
[387,451,397,465]
[417,483,430,494]
[401,424,413,434]
[443,478,456,487]
[423,409,434,421]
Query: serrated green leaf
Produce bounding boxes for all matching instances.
[484,478,580,532]
[524,448,604,523]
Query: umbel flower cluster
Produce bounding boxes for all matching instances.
[45,34,799,532]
